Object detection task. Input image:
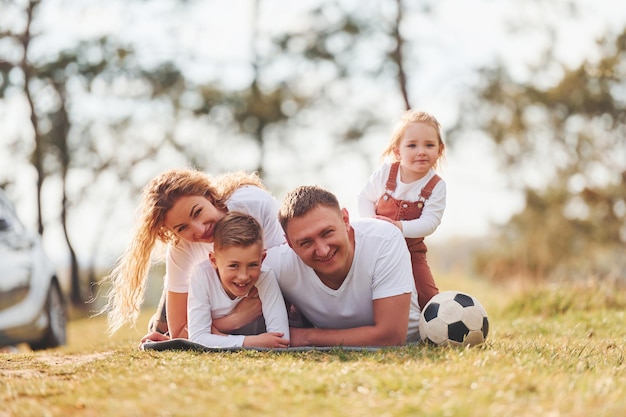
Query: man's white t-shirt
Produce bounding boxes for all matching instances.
[187,263,289,348]
[165,186,285,293]
[264,218,421,342]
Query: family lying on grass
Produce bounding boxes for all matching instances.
[101,110,446,348]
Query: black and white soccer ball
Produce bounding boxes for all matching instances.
[419,291,489,347]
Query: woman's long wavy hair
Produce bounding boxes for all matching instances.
[100,168,264,334]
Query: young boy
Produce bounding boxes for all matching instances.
[187,211,290,348]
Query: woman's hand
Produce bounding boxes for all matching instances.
[212,287,263,333]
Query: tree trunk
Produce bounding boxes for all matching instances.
[21,0,45,235]
[392,0,411,110]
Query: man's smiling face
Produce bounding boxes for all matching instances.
[285,205,354,288]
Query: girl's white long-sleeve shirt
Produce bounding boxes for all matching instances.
[357,162,446,239]
[187,262,289,348]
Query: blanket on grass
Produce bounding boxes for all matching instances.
[141,338,381,352]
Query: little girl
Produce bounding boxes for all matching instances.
[357,110,446,309]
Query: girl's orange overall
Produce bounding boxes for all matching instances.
[375,161,440,308]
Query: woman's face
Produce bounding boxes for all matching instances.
[163,195,226,243]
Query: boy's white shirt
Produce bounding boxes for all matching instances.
[187,262,290,348]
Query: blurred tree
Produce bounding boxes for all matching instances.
[458,26,626,281]
[0,0,191,305]
[256,0,436,188]
[186,0,431,190]
[391,0,410,110]
[0,0,439,309]
[188,0,309,179]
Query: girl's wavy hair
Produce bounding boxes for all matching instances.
[100,168,264,334]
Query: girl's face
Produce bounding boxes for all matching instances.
[394,122,442,182]
[163,195,226,243]
[209,243,265,299]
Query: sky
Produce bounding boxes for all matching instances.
[2,0,626,266]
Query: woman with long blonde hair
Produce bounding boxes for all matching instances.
[102,168,285,340]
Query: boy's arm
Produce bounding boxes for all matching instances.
[187,268,246,348]
[256,270,290,341]
[400,181,446,238]
[289,293,410,347]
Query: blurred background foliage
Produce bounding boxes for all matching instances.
[0,0,624,308]
[462,26,626,282]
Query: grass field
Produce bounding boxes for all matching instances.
[1,273,625,417]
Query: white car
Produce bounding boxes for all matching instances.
[0,189,67,350]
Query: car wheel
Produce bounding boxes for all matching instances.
[30,281,67,350]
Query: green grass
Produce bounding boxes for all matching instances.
[1,274,625,417]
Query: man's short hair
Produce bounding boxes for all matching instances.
[278,185,341,232]
[213,211,263,251]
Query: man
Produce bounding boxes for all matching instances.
[264,185,421,347]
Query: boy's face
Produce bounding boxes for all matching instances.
[209,242,265,299]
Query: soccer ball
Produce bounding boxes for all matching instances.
[419,291,489,347]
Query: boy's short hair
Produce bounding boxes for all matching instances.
[213,211,263,251]
[278,185,341,232]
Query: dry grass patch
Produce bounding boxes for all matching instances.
[1,274,625,417]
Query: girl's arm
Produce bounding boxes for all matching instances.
[357,188,377,217]
[357,164,390,217]
[400,181,446,239]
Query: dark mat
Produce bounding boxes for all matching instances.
[141,338,381,352]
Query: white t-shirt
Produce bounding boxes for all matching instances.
[165,186,285,293]
[357,162,446,239]
[263,218,421,342]
[187,262,290,348]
